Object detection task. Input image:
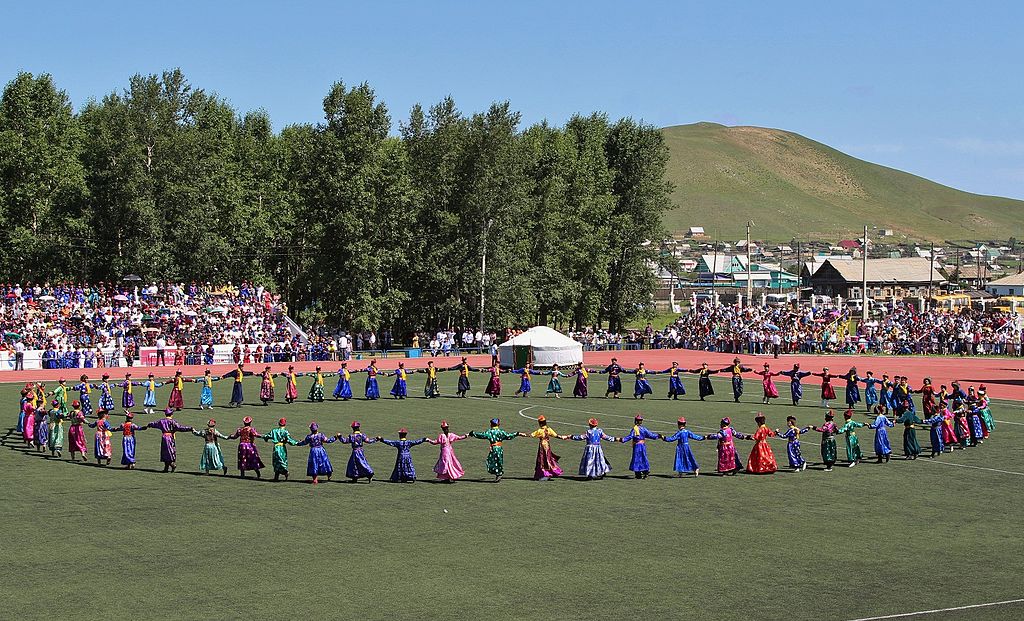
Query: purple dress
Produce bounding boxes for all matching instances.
[381,438,426,482]
[229,426,265,471]
[146,417,193,464]
[120,381,136,409]
[338,432,376,479]
[297,432,335,477]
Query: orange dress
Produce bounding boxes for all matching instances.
[745,425,778,474]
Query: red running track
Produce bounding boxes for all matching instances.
[5,351,1024,401]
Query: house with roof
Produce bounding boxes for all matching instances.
[986,272,1024,297]
[696,255,798,290]
[809,257,946,300]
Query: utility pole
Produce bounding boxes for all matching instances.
[927,242,935,305]
[711,229,718,303]
[479,218,493,336]
[861,224,869,322]
[746,220,754,306]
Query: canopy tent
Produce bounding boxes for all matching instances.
[497,326,583,369]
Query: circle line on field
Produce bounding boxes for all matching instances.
[843,597,1024,621]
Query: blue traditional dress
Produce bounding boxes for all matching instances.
[778,424,810,469]
[120,380,135,409]
[388,368,410,399]
[922,414,945,455]
[545,371,563,395]
[364,366,381,400]
[380,437,426,482]
[862,376,882,409]
[112,420,144,465]
[196,376,216,407]
[339,432,377,480]
[633,368,653,398]
[333,368,354,400]
[843,372,862,407]
[73,382,93,417]
[868,413,894,457]
[661,427,704,473]
[663,366,686,399]
[223,368,249,406]
[779,369,811,404]
[97,381,115,412]
[142,378,163,409]
[570,427,614,478]
[602,363,624,396]
[191,426,228,472]
[514,368,532,396]
[297,432,336,478]
[620,424,659,476]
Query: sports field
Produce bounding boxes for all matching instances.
[3,371,1023,621]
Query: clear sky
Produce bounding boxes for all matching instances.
[4,1,1023,198]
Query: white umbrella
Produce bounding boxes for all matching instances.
[113,294,129,302]
[184,310,198,317]
[37,294,56,301]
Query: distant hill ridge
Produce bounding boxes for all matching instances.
[660,122,1024,242]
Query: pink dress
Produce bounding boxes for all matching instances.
[757,370,779,399]
[428,432,468,480]
[68,412,88,454]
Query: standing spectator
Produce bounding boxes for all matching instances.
[13,339,25,370]
[155,334,167,366]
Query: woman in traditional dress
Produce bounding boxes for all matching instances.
[67,404,88,461]
[378,428,427,483]
[842,367,862,409]
[167,370,185,412]
[632,363,653,399]
[705,417,746,475]
[742,414,778,474]
[897,407,923,460]
[755,363,780,405]
[228,416,265,478]
[619,414,660,479]
[571,366,589,398]
[34,405,49,453]
[469,418,522,482]
[835,409,865,467]
[544,364,565,398]
[426,420,468,482]
[110,411,145,468]
[482,364,502,398]
[21,403,36,447]
[47,401,67,457]
[776,416,809,471]
[661,362,686,400]
[513,364,533,397]
[120,373,136,410]
[87,410,114,465]
[779,363,811,406]
[223,364,251,407]
[529,415,562,481]
[418,361,441,398]
[308,366,326,402]
[192,370,217,410]
[263,417,298,481]
[867,405,895,463]
[448,357,473,398]
[146,409,193,472]
[660,417,703,476]
[259,366,276,406]
[812,367,839,409]
[337,421,377,482]
[914,377,938,418]
[331,363,353,400]
[689,363,717,401]
[812,411,839,471]
[296,422,336,484]
[278,365,300,404]
[600,359,625,398]
[191,419,229,475]
[386,363,409,399]
[142,373,163,414]
[96,374,115,414]
[564,418,614,479]
[861,371,882,412]
[361,360,382,400]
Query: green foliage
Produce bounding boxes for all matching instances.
[0,70,673,331]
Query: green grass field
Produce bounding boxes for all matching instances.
[3,373,1023,620]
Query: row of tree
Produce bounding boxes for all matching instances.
[0,70,672,333]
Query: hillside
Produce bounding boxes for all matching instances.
[661,122,1024,242]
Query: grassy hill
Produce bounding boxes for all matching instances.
[661,122,1024,242]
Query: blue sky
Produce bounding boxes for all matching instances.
[4,1,1023,198]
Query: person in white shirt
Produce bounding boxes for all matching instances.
[13,340,25,370]
[156,335,167,366]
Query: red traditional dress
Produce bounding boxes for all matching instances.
[484,367,502,397]
[745,425,778,474]
[756,370,779,399]
[167,375,185,411]
[814,372,837,400]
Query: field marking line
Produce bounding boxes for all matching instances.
[917,459,1024,477]
[844,597,1024,620]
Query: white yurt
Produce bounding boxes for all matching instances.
[497,326,583,368]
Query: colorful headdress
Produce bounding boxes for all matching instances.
[243,416,253,425]
[720,417,731,426]
[278,418,287,426]
[588,418,598,426]
[208,419,217,427]
[351,421,361,429]
[489,418,500,427]
[677,417,687,425]
[310,422,319,432]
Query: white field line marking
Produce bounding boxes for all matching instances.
[844,597,1024,620]
[917,459,1024,477]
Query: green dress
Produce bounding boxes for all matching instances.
[264,427,298,474]
[469,428,518,476]
[897,411,923,456]
[308,373,325,402]
[980,407,995,433]
[546,374,562,395]
[47,408,65,452]
[836,419,865,462]
[53,385,70,415]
